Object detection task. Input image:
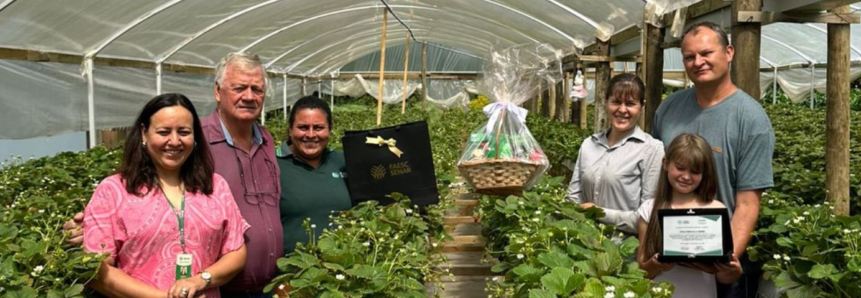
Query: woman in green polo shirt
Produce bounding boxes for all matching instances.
[276,95,352,253]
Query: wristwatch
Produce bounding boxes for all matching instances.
[200,271,212,287]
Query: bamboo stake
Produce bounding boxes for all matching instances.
[401,31,410,114]
[376,8,388,126]
[421,42,428,110]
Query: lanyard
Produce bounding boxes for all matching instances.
[159,183,187,253]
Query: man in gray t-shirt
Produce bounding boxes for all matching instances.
[652,21,775,298]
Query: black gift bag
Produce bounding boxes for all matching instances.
[342,121,439,207]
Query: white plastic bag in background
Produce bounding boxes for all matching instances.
[570,70,588,100]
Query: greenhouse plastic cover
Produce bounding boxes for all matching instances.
[3,1,861,139]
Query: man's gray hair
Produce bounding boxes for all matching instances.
[214,52,265,87]
[682,21,730,48]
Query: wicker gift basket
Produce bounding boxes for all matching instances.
[457,44,561,195]
[458,109,546,195]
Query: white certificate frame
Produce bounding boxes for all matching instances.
[657,208,733,263]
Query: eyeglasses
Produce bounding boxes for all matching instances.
[231,145,278,205]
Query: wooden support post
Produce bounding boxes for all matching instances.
[594,39,611,133]
[547,81,557,120]
[643,22,665,134]
[540,82,551,118]
[826,5,851,215]
[557,73,569,123]
[376,9,388,126]
[301,77,307,97]
[401,32,410,114]
[580,92,587,130]
[421,42,428,110]
[731,0,762,99]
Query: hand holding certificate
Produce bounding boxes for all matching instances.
[657,208,733,263]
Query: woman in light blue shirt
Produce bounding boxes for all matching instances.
[566,74,664,235]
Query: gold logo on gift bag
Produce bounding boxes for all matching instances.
[365,136,404,158]
[388,161,412,176]
[370,165,386,180]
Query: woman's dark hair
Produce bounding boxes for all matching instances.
[288,95,333,130]
[605,73,646,105]
[119,93,214,196]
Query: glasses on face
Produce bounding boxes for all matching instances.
[231,146,278,205]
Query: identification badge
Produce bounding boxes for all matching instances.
[175,253,193,280]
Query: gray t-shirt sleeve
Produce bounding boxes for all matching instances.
[736,113,775,191]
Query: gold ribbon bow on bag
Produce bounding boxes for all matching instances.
[365,136,404,158]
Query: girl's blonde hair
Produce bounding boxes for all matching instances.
[641,133,719,259]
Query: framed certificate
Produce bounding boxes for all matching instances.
[657,208,733,263]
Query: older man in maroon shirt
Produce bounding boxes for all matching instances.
[204,52,283,297]
[66,52,283,297]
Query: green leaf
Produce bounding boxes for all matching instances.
[284,252,320,270]
[573,261,597,277]
[848,255,861,272]
[800,244,818,257]
[595,251,623,276]
[319,290,346,298]
[491,262,511,273]
[567,243,596,260]
[5,287,38,298]
[776,237,794,248]
[47,290,64,298]
[537,251,574,269]
[773,271,801,290]
[581,278,606,297]
[618,236,639,257]
[317,236,340,255]
[402,277,425,290]
[785,285,822,298]
[769,224,789,233]
[512,264,545,282]
[64,284,84,298]
[529,289,558,298]
[540,267,584,296]
[807,264,836,280]
[322,262,345,271]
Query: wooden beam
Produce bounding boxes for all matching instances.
[737,10,860,24]
[0,47,305,80]
[568,55,641,64]
[583,25,642,54]
[732,0,763,100]
[826,5,851,215]
[594,38,611,133]
[333,73,477,81]
[664,0,733,28]
[763,0,858,13]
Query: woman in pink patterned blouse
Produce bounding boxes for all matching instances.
[84,93,249,298]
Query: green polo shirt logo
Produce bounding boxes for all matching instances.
[332,171,348,178]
